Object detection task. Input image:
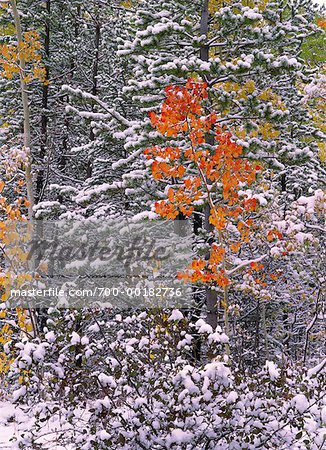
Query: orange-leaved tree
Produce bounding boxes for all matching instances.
[145,79,268,345]
[0,177,34,384]
[0,1,44,385]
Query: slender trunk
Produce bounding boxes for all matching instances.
[10,0,38,336]
[254,300,260,354]
[303,289,321,365]
[59,4,81,192]
[219,228,230,355]
[200,0,209,62]
[10,0,35,218]
[200,0,219,331]
[36,0,50,203]
[262,301,269,359]
[204,203,218,330]
[87,17,101,179]
[91,21,100,100]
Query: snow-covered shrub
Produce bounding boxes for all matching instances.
[9,309,326,450]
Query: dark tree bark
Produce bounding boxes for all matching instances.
[58,3,81,191]
[87,13,101,179]
[200,0,218,330]
[36,0,51,204]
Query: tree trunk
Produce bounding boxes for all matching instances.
[200,0,209,62]
[10,0,35,218]
[10,0,38,336]
[200,0,218,330]
[36,0,51,203]
[87,15,101,179]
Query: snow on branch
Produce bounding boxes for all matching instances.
[226,254,268,276]
[62,85,131,127]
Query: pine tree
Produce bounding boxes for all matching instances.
[61,0,324,337]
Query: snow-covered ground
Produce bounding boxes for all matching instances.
[0,391,325,449]
[0,400,88,449]
[0,402,17,449]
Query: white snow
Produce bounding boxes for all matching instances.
[167,428,193,445]
[81,336,89,346]
[33,344,46,362]
[226,391,238,404]
[45,331,56,343]
[0,402,16,449]
[292,394,309,414]
[265,360,281,381]
[168,310,184,321]
[88,323,100,333]
[70,332,81,345]
[98,373,117,388]
[130,210,159,221]
[12,386,26,402]
[307,358,326,378]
